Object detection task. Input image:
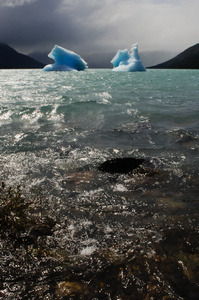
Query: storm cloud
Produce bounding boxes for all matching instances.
[0,0,198,65]
[0,0,39,7]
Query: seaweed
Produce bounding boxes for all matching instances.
[1,182,199,299]
[0,182,56,248]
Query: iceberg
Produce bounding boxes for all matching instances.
[111,43,146,72]
[43,45,88,71]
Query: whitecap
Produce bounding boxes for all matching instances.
[113,184,128,192]
[80,246,96,256]
[0,110,12,124]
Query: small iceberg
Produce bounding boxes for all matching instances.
[111,43,146,72]
[43,45,88,71]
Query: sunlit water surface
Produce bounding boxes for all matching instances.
[0,69,199,299]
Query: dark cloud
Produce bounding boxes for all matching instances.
[0,1,75,51]
[0,0,198,66]
[0,0,107,55]
[0,0,39,7]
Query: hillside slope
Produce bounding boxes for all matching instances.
[0,43,44,69]
[148,43,199,69]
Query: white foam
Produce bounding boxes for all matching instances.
[113,184,128,192]
[14,133,26,142]
[21,110,43,124]
[80,246,96,256]
[0,110,12,124]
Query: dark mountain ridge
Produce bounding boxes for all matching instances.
[0,43,44,69]
[1,42,199,69]
[148,43,199,69]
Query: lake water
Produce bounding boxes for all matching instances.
[0,69,199,299]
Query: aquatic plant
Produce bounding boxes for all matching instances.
[1,182,199,299]
[0,182,55,244]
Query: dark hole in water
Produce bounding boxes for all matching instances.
[98,157,145,174]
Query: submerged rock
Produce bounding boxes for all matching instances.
[98,157,145,174]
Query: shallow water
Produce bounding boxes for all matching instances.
[0,69,199,299]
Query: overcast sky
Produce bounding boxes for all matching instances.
[0,0,198,65]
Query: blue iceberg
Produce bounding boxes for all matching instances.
[111,43,146,72]
[43,45,88,71]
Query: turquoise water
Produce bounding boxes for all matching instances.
[0,69,199,298]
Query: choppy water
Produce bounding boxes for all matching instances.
[0,69,199,299]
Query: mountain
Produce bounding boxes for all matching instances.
[30,50,114,69]
[139,50,177,68]
[29,49,177,69]
[28,50,53,65]
[0,43,45,69]
[2,42,199,69]
[85,52,113,68]
[84,51,177,69]
[148,43,199,69]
